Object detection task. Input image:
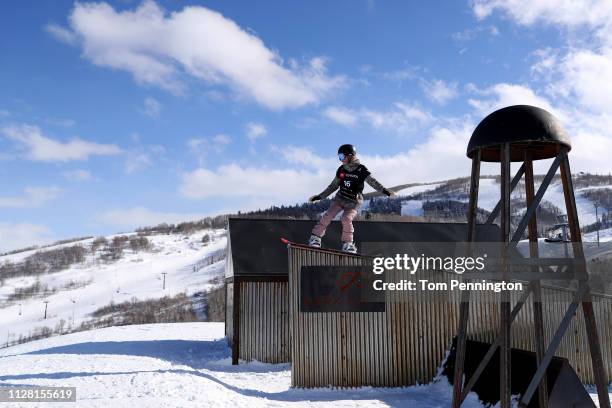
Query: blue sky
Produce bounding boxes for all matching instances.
[1,0,612,250]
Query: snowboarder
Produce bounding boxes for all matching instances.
[308,144,395,253]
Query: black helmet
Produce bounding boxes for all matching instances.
[338,144,356,156]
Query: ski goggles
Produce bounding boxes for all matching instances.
[338,153,346,161]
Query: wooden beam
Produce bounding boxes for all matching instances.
[524,151,548,408]
[485,163,525,226]
[509,153,564,245]
[559,153,611,408]
[452,150,481,408]
[519,285,586,406]
[500,143,511,408]
[460,284,534,402]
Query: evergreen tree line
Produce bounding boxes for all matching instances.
[136,215,228,235]
[241,199,334,219]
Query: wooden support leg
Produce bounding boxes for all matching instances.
[485,163,525,226]
[452,151,481,408]
[559,154,611,408]
[500,143,511,408]
[524,152,549,408]
[460,284,534,403]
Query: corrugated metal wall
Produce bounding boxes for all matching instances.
[238,281,290,363]
[289,245,612,387]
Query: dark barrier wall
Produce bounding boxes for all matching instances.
[225,218,501,277]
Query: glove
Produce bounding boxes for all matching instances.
[309,195,322,203]
[382,189,396,197]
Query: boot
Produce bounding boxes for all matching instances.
[341,241,357,253]
[308,234,322,248]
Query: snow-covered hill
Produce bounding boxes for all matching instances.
[393,176,610,228]
[0,322,490,408]
[0,229,226,347]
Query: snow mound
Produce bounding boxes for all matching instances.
[0,322,490,407]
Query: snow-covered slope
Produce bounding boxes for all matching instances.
[393,177,609,226]
[394,182,445,196]
[543,183,611,226]
[0,229,226,346]
[585,227,612,243]
[0,322,491,408]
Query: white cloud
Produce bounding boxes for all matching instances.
[420,79,459,105]
[188,138,206,150]
[149,144,166,154]
[472,0,612,175]
[323,102,432,135]
[380,67,417,82]
[547,48,612,113]
[98,207,209,230]
[2,124,122,162]
[246,122,267,142]
[0,187,62,208]
[567,130,612,174]
[0,223,54,253]
[187,134,230,165]
[363,103,432,129]
[478,1,612,115]
[276,145,336,169]
[452,25,499,42]
[188,134,231,156]
[213,133,231,146]
[63,169,93,181]
[54,1,345,109]
[471,0,612,30]
[124,143,166,174]
[467,82,612,174]
[179,118,478,208]
[467,83,556,117]
[359,120,476,186]
[179,164,331,206]
[323,106,358,127]
[141,97,161,118]
[125,151,152,174]
[45,23,77,45]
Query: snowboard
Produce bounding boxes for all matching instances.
[280,237,364,257]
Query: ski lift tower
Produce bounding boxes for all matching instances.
[451,105,610,408]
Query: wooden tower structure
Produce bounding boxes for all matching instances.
[451,105,610,408]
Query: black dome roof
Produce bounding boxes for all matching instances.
[467,105,571,162]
